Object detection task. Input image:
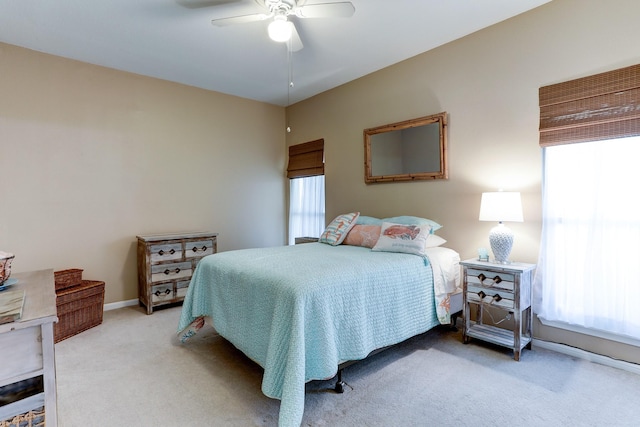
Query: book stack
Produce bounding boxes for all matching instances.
[0,289,25,325]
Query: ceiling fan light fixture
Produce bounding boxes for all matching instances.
[268,15,292,42]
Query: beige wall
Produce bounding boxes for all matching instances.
[1,43,287,304]
[286,0,640,363]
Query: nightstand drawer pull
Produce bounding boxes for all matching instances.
[164,267,181,275]
[477,273,503,286]
[478,291,486,299]
[192,245,207,253]
[493,294,502,302]
[154,289,172,297]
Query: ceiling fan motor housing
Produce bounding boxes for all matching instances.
[261,0,296,16]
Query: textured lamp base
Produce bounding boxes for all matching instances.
[489,223,514,264]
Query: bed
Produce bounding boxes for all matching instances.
[177,228,461,427]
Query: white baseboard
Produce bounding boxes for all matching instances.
[104,299,139,312]
[533,338,640,375]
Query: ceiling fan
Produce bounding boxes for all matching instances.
[210,0,356,51]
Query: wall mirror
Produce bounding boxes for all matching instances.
[364,112,448,183]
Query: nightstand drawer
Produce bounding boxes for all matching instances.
[466,287,514,310]
[185,239,215,259]
[466,268,515,292]
[150,261,192,283]
[150,243,183,263]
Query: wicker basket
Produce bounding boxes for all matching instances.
[0,408,44,427]
[54,280,105,343]
[53,268,83,291]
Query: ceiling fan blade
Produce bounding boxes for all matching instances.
[211,13,270,26]
[177,0,239,9]
[294,2,355,19]
[289,22,304,52]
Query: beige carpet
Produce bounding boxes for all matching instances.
[54,305,640,426]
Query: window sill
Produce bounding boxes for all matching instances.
[537,316,640,348]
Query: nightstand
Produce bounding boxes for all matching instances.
[294,237,319,244]
[461,259,536,361]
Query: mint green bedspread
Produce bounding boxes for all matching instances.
[178,243,443,427]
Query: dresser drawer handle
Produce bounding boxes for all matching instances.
[158,249,176,256]
[154,289,172,297]
[164,268,181,275]
[192,245,208,253]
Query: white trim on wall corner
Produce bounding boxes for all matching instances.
[533,339,640,375]
[104,299,139,312]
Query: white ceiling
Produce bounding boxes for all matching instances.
[0,0,551,106]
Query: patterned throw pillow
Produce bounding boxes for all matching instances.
[319,212,360,246]
[381,215,442,232]
[372,221,432,255]
[343,225,382,248]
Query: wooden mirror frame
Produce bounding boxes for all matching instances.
[364,112,448,183]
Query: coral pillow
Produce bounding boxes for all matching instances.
[343,225,381,248]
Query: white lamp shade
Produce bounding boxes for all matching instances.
[268,16,292,42]
[479,192,524,223]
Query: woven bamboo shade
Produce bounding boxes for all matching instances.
[287,139,324,178]
[539,64,640,147]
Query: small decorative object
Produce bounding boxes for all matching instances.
[0,251,15,285]
[478,247,489,262]
[478,191,524,264]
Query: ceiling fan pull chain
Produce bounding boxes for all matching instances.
[286,36,294,132]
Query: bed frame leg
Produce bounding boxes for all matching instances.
[334,369,346,393]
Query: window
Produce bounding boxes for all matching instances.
[535,63,640,341]
[286,139,325,245]
[536,137,640,340]
[288,176,325,245]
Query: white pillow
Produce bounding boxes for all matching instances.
[425,234,447,248]
[372,222,432,256]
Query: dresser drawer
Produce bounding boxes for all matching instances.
[150,243,183,263]
[185,239,215,259]
[0,327,43,381]
[151,283,174,303]
[150,261,192,283]
[176,280,190,298]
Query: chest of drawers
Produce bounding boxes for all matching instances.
[137,232,217,314]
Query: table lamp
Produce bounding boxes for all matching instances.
[479,191,523,264]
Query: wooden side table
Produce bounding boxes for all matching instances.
[0,269,58,426]
[461,259,536,361]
